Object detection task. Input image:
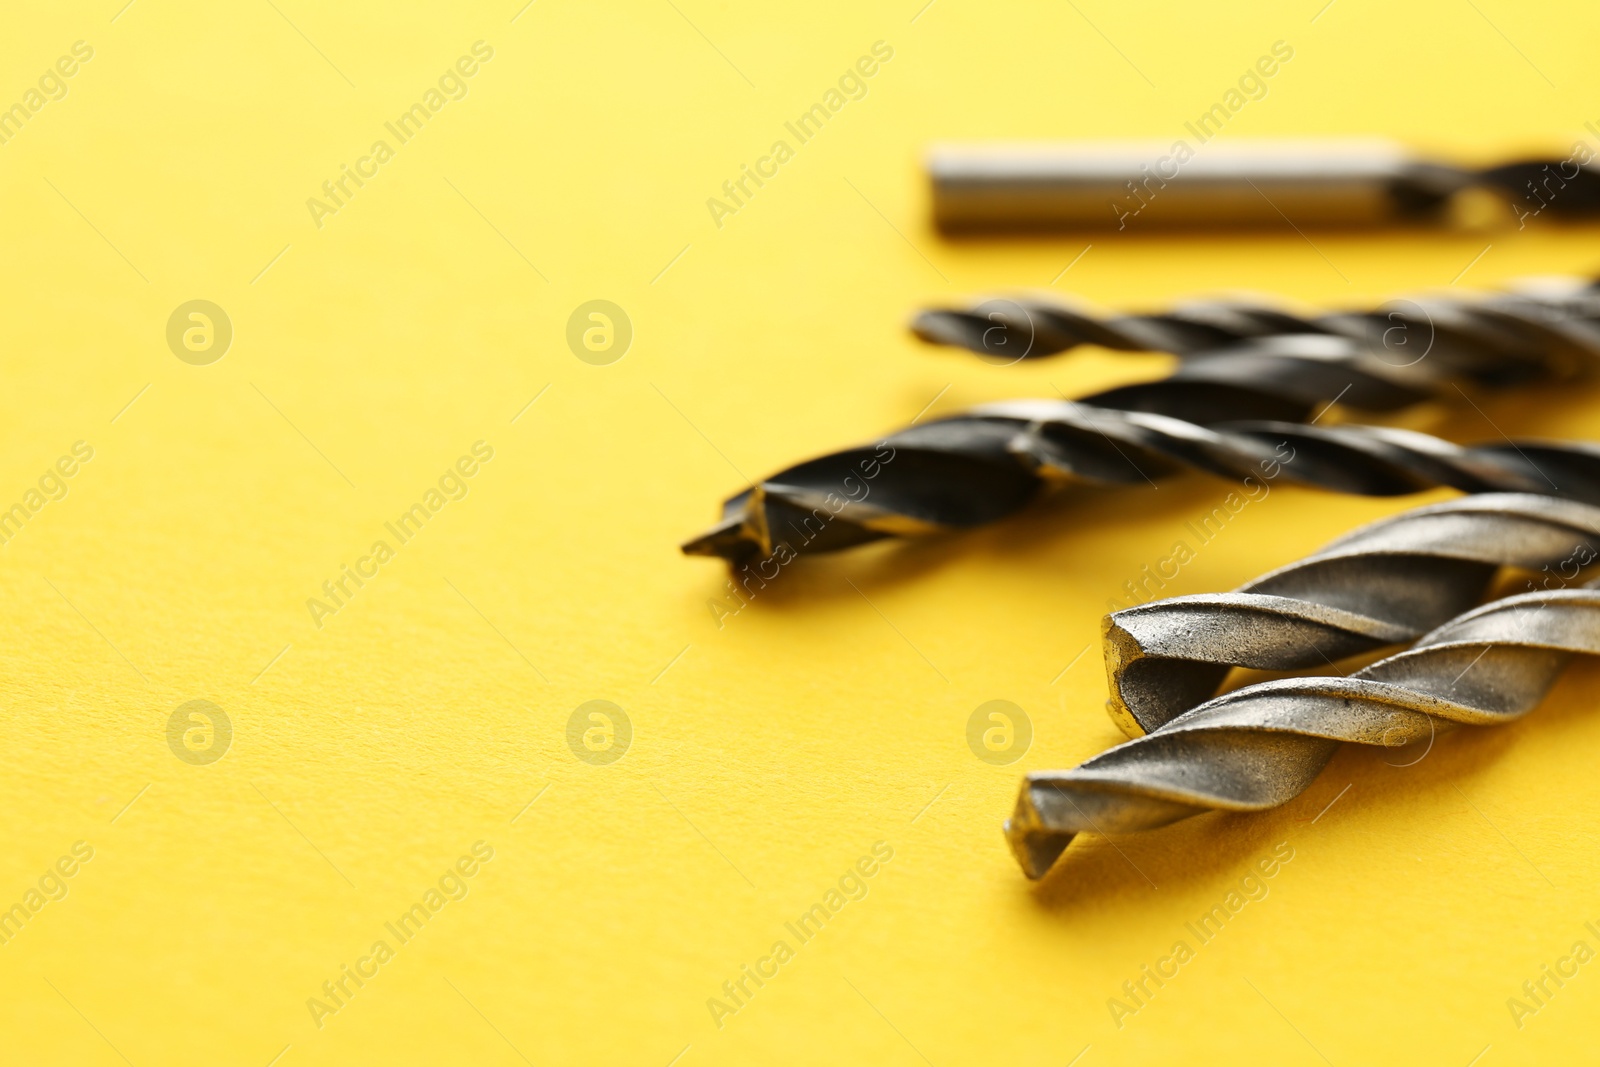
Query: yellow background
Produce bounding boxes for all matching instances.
[4,1,1600,1063]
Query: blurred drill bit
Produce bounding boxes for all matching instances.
[912,274,1600,376]
[680,400,1600,562]
[1103,493,1600,736]
[928,140,1600,231]
[1006,579,1600,880]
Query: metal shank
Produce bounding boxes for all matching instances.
[927,141,1600,231]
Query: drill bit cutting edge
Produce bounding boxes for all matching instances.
[1006,581,1600,880]
[1103,494,1600,737]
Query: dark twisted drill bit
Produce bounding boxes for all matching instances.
[690,274,1600,562]
[688,276,1600,561]
[912,276,1600,376]
[1104,494,1600,736]
[681,396,1600,561]
[1006,580,1600,879]
[929,140,1600,231]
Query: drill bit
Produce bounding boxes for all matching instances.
[688,272,1600,561]
[1006,580,1600,880]
[681,399,1600,562]
[912,275,1600,374]
[689,274,1600,562]
[928,139,1600,230]
[1103,493,1600,737]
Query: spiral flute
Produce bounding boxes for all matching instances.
[1104,493,1600,736]
[681,397,1600,562]
[912,276,1600,378]
[1006,581,1600,880]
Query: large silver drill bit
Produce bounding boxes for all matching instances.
[681,400,1600,562]
[912,275,1600,378]
[1006,580,1600,880]
[1104,493,1600,736]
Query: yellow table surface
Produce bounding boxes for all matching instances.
[6,1,1600,1063]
